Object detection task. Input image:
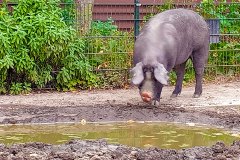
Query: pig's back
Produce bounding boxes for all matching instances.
[149,8,209,48]
[134,9,209,67]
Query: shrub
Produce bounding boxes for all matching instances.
[84,19,134,88]
[0,0,96,94]
[61,0,76,26]
[197,0,240,77]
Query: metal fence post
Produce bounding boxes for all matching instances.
[134,0,141,41]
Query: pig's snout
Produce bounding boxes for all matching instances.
[141,92,152,103]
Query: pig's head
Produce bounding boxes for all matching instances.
[131,62,169,105]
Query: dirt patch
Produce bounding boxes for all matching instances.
[1,139,240,160]
[0,81,240,129]
[0,81,240,159]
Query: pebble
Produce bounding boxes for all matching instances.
[131,151,138,156]
[90,155,103,160]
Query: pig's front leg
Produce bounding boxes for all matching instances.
[171,62,187,98]
[151,82,163,106]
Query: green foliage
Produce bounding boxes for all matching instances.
[10,82,22,95]
[0,0,96,94]
[143,1,174,22]
[84,19,133,88]
[9,82,31,95]
[56,39,97,90]
[22,82,32,94]
[96,71,129,89]
[196,0,240,34]
[61,0,75,26]
[197,1,240,77]
[90,19,118,36]
[0,81,7,94]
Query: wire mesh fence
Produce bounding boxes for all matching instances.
[1,0,239,89]
[72,0,240,84]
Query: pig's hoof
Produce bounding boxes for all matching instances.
[193,94,201,98]
[151,100,160,106]
[170,94,179,98]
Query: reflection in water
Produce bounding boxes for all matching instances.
[0,122,239,149]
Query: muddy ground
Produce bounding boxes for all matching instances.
[1,139,240,160]
[0,80,240,159]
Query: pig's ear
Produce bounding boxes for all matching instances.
[131,62,144,85]
[154,63,169,85]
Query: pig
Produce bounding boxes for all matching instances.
[131,8,210,105]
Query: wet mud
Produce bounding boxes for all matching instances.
[0,81,240,159]
[1,103,240,131]
[1,139,240,160]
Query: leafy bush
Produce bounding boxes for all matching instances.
[197,0,240,76]
[61,0,76,26]
[84,19,134,88]
[0,0,96,94]
[196,0,240,34]
[9,82,31,95]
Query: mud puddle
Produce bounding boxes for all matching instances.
[0,122,239,149]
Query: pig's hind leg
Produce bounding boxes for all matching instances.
[192,46,209,98]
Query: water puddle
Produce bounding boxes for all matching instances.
[0,122,239,149]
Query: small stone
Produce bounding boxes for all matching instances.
[85,151,95,156]
[29,153,43,159]
[215,154,226,160]
[80,119,86,125]
[30,153,39,157]
[131,151,138,156]
[126,120,135,123]
[186,122,195,126]
[212,142,226,153]
[96,151,103,156]
[90,155,103,160]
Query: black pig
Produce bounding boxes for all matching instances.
[131,8,210,105]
